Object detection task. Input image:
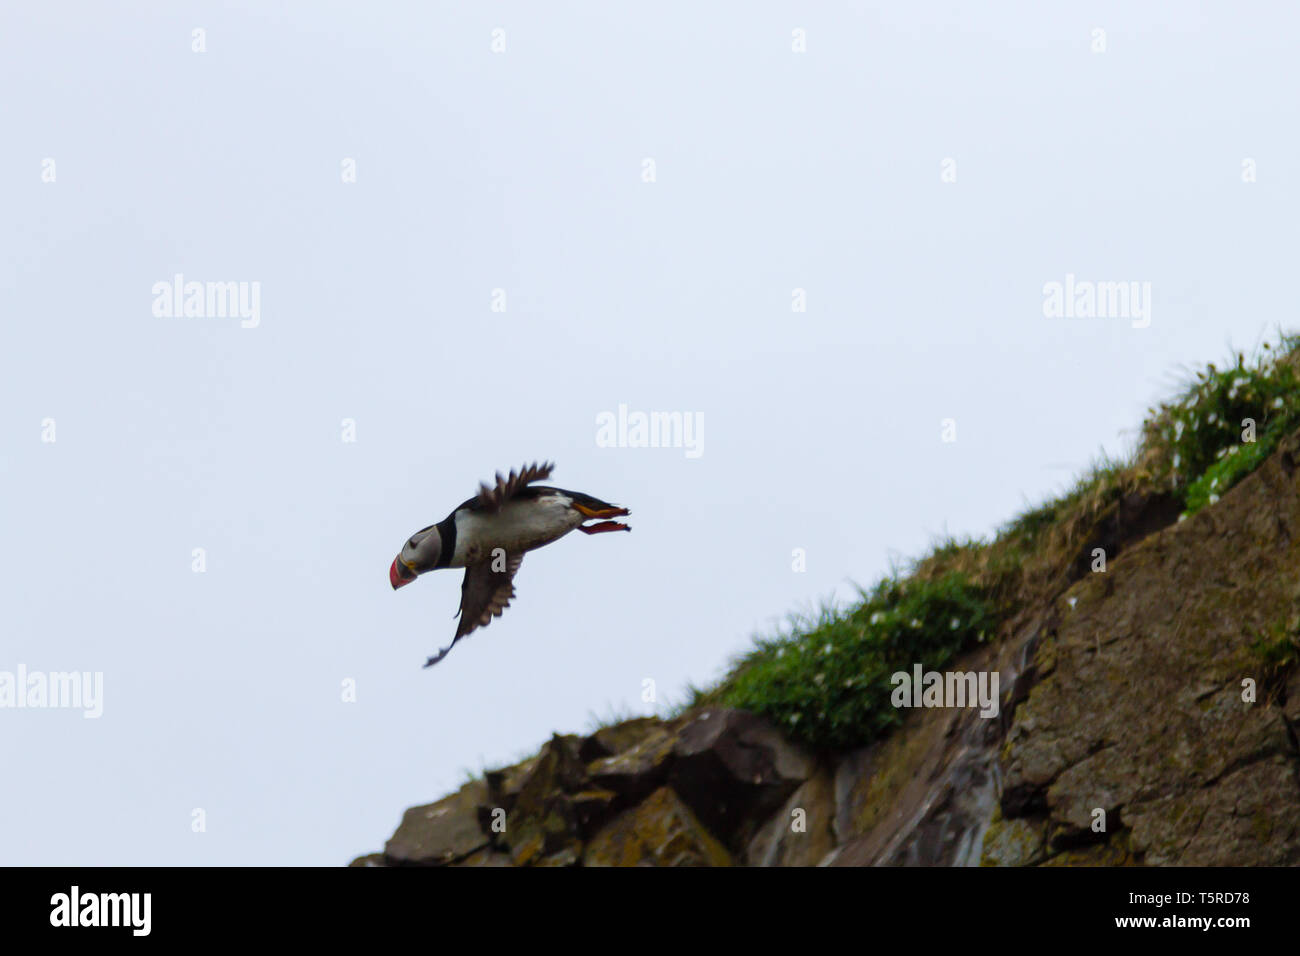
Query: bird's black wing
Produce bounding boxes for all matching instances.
[474,461,555,513]
[423,553,524,667]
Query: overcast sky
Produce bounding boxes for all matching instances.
[2,2,1296,865]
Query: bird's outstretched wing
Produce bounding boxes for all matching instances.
[475,461,554,513]
[423,553,524,667]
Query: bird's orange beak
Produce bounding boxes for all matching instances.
[574,503,630,519]
[390,558,416,590]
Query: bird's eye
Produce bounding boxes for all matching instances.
[406,525,437,554]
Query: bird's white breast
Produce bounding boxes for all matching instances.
[449,494,582,567]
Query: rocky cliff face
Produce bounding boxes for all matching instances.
[353,428,1300,867]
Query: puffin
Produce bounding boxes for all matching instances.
[389,462,630,667]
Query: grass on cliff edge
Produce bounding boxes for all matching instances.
[1145,341,1300,516]
[674,331,1300,753]
[718,573,997,750]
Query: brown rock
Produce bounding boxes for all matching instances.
[587,725,676,803]
[745,766,836,866]
[536,846,581,867]
[669,709,814,847]
[1040,838,1137,866]
[579,717,665,762]
[583,787,732,866]
[1284,668,1300,727]
[453,848,514,867]
[383,779,490,866]
[998,427,1300,865]
[499,736,590,864]
[570,788,619,836]
[979,817,1047,867]
[484,755,540,818]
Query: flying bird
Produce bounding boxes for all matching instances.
[390,462,630,667]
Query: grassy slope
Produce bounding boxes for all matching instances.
[673,332,1300,752]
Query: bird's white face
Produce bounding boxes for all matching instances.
[390,525,441,589]
[404,526,441,567]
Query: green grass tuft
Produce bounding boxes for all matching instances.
[1182,429,1282,516]
[1250,622,1300,672]
[1138,334,1300,514]
[716,572,996,751]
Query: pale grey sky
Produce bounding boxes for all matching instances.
[2,2,1295,864]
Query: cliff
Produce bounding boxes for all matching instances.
[353,343,1300,866]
